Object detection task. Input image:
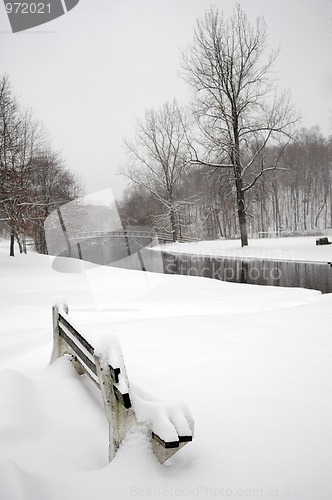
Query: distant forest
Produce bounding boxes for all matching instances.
[119,125,332,241]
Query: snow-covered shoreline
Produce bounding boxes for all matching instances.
[158,236,332,263]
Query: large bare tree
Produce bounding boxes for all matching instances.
[123,100,192,241]
[182,5,298,246]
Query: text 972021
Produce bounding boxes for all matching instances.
[5,2,51,14]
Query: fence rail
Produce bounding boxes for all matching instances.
[70,229,197,244]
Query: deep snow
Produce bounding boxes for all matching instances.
[1,238,332,500]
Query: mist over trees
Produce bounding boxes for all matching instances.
[120,5,332,244]
[0,74,81,256]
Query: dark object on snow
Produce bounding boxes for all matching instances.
[316,237,331,245]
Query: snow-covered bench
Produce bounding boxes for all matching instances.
[51,300,194,464]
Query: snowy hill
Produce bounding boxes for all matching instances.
[0,238,332,500]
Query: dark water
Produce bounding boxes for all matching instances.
[60,237,332,293]
[159,251,332,294]
[61,235,153,266]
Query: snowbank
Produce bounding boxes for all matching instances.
[1,238,332,499]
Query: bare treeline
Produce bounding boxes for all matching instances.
[120,6,331,244]
[120,125,332,240]
[0,74,81,255]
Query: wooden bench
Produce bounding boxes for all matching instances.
[51,299,193,464]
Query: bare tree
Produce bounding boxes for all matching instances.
[28,150,81,253]
[182,5,298,246]
[0,75,38,254]
[0,74,81,255]
[123,100,192,241]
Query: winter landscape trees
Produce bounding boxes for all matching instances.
[0,74,81,255]
[122,101,192,241]
[2,6,331,252]
[121,5,331,245]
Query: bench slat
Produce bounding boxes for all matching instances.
[109,365,120,384]
[151,432,179,449]
[113,385,131,409]
[179,435,193,443]
[59,314,94,356]
[59,325,98,378]
[151,432,193,449]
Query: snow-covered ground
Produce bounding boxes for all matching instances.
[159,236,332,263]
[1,237,332,500]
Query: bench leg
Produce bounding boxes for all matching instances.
[95,358,137,461]
[51,300,69,364]
[151,438,191,464]
[50,301,85,375]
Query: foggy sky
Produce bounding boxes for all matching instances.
[1,0,332,199]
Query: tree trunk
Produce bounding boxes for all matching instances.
[36,221,48,254]
[10,231,15,257]
[22,235,27,254]
[233,117,248,247]
[215,209,223,237]
[56,207,72,257]
[169,205,177,242]
[274,189,281,234]
[15,234,23,254]
[234,168,248,246]
[237,193,248,247]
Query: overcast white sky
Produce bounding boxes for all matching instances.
[1,0,332,199]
